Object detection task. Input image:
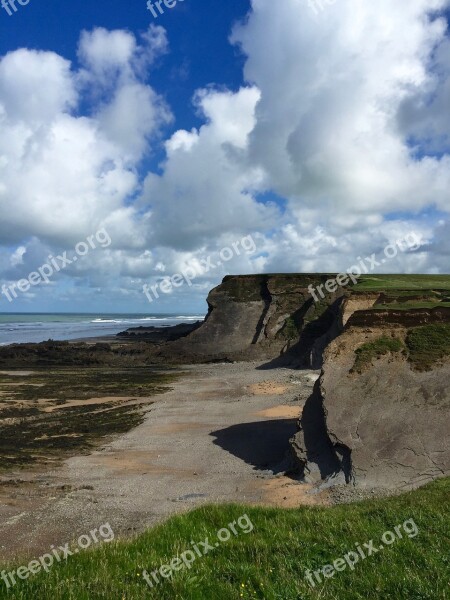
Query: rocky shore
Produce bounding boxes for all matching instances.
[0,273,449,558]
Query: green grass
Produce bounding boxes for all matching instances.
[406,324,450,371]
[352,337,405,372]
[352,326,450,372]
[1,478,448,599]
[354,274,450,291]
[373,302,450,310]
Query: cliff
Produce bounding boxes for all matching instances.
[291,323,450,491]
[1,273,448,493]
[165,274,345,364]
[169,273,450,491]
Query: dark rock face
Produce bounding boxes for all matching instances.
[290,380,342,482]
[166,274,344,364]
[117,321,202,342]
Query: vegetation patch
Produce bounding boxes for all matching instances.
[0,367,177,470]
[355,274,450,290]
[352,337,404,373]
[373,302,450,310]
[278,316,302,340]
[1,478,448,599]
[406,324,450,371]
[221,275,269,302]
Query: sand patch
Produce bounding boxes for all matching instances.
[149,422,215,434]
[255,405,302,419]
[91,450,195,477]
[247,381,288,395]
[258,477,329,508]
[41,396,144,413]
[0,372,35,377]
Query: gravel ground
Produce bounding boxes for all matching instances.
[0,361,323,561]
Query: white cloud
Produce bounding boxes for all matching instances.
[1,4,449,312]
[231,0,450,216]
[77,28,137,79]
[0,49,76,124]
[0,26,170,249]
[141,86,278,250]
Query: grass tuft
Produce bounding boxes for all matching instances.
[406,324,450,371]
[352,337,404,373]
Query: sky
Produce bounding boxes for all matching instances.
[0,0,449,314]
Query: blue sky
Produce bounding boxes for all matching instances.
[0,0,449,313]
[0,0,249,131]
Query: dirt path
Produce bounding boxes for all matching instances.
[0,361,324,560]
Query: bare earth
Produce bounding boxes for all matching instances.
[0,361,323,561]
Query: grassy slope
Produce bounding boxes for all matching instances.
[406,324,450,370]
[351,325,450,372]
[1,478,448,600]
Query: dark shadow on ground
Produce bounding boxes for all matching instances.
[254,354,304,370]
[210,419,298,474]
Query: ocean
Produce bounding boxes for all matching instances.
[0,313,205,346]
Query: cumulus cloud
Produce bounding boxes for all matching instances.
[0,25,170,250]
[230,0,450,214]
[141,86,278,250]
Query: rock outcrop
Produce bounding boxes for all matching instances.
[158,273,449,492]
[290,316,450,492]
[165,274,345,364]
[170,273,450,492]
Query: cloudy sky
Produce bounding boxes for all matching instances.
[0,0,449,313]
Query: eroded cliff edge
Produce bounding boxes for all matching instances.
[291,320,450,492]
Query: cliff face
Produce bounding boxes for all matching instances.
[172,273,450,491]
[169,274,345,364]
[291,324,450,491]
[1,273,448,492]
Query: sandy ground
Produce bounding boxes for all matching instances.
[0,361,323,561]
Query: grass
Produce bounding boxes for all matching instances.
[373,302,450,310]
[406,324,450,371]
[352,325,450,372]
[0,478,448,599]
[354,275,450,290]
[352,337,405,372]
